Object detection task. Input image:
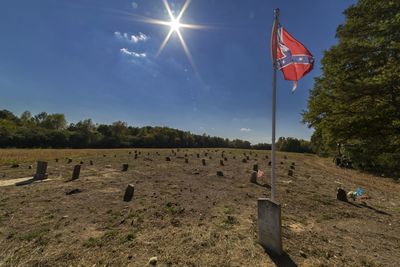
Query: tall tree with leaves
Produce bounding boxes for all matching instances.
[303,0,400,176]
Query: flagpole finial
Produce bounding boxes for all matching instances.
[274,8,280,17]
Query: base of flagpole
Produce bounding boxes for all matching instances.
[258,198,283,255]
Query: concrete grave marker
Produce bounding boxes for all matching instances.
[253,164,258,172]
[122,164,129,172]
[34,161,48,180]
[258,198,283,255]
[71,165,81,180]
[124,184,135,202]
[250,171,257,183]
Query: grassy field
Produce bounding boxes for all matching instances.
[0,148,399,266]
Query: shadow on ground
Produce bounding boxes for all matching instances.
[265,249,297,267]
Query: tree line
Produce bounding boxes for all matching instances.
[303,0,400,177]
[0,109,312,153]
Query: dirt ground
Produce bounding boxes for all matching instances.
[0,148,398,267]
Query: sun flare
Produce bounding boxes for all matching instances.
[131,0,207,69]
[169,18,182,32]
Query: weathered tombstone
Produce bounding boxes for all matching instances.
[196,153,200,158]
[224,157,228,161]
[89,160,93,166]
[291,162,295,166]
[220,160,224,166]
[129,151,132,155]
[336,188,348,202]
[216,171,224,177]
[242,158,247,163]
[166,157,171,161]
[71,165,81,180]
[123,184,135,202]
[268,161,272,166]
[202,159,206,166]
[34,161,48,180]
[265,155,269,159]
[258,198,283,255]
[67,158,72,164]
[134,154,138,159]
[122,164,129,172]
[11,164,19,168]
[80,161,84,165]
[288,170,293,176]
[185,158,189,164]
[280,162,284,165]
[253,164,258,172]
[290,165,295,170]
[246,156,250,160]
[250,171,257,183]
[55,158,59,162]
[28,165,33,169]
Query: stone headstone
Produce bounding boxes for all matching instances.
[336,188,348,202]
[196,153,200,158]
[265,155,269,159]
[165,157,171,161]
[124,184,135,202]
[246,156,250,160]
[11,164,19,168]
[89,160,93,166]
[67,158,72,164]
[122,164,129,172]
[71,165,81,180]
[290,165,295,170]
[220,160,224,166]
[216,171,224,177]
[202,159,206,166]
[250,171,257,183]
[242,158,247,163]
[268,161,272,166]
[34,161,48,180]
[258,198,283,255]
[253,164,258,172]
[288,170,293,176]
[185,158,189,164]
[55,158,59,162]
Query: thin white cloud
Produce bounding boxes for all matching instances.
[114,31,148,44]
[120,48,146,58]
[131,2,138,9]
[131,32,148,43]
[240,128,252,132]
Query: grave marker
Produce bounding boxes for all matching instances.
[71,165,81,180]
[122,164,129,172]
[34,161,48,180]
[124,184,135,202]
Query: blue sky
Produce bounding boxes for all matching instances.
[0,0,355,144]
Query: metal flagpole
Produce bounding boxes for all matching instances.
[271,8,280,202]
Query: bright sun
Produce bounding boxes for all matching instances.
[169,18,181,32]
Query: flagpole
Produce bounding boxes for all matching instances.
[271,8,280,202]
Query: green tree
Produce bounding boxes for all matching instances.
[303,0,400,176]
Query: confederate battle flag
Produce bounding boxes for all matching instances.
[272,25,314,92]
